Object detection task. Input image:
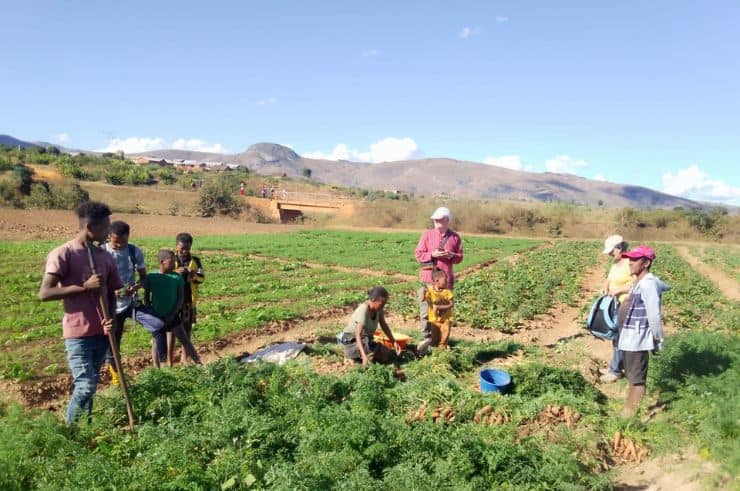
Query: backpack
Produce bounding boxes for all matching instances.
[585,295,619,341]
[127,244,138,273]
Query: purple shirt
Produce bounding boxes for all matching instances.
[44,239,122,339]
[415,229,463,288]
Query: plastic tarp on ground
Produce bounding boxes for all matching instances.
[237,342,307,365]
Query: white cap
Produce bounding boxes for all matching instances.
[603,234,623,254]
[430,206,451,220]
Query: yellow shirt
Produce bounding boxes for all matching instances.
[424,287,453,322]
[607,259,633,303]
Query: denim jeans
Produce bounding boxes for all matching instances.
[608,339,624,375]
[65,336,109,424]
[134,307,168,362]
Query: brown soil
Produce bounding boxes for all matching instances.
[614,446,731,491]
[0,208,305,241]
[675,246,740,301]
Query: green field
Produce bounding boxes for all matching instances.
[0,231,539,380]
[0,232,737,489]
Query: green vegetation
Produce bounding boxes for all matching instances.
[648,330,739,480]
[195,230,539,276]
[689,245,740,283]
[454,241,598,330]
[650,245,737,332]
[0,230,737,487]
[0,343,615,490]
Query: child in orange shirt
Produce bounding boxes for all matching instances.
[416,269,454,355]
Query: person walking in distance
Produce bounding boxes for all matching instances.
[38,201,123,424]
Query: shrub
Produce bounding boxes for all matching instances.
[158,167,177,185]
[197,175,242,217]
[55,155,87,179]
[125,165,152,185]
[683,207,727,239]
[0,181,22,207]
[12,164,33,195]
[23,182,89,210]
[104,164,127,185]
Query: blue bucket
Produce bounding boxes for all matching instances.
[480,369,511,393]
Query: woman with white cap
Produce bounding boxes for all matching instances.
[598,234,633,383]
[414,207,463,348]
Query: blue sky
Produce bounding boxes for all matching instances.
[2,1,738,204]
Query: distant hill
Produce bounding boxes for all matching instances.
[0,135,41,149]
[0,134,720,209]
[137,143,700,209]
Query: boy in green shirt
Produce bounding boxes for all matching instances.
[136,249,201,367]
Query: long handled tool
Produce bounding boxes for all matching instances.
[86,241,136,429]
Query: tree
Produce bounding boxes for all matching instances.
[302,168,312,178]
[197,175,242,217]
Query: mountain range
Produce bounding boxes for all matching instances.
[0,135,707,209]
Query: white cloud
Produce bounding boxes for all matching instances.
[256,97,278,106]
[458,26,481,39]
[362,49,378,57]
[99,137,227,154]
[545,155,590,174]
[593,174,606,181]
[100,137,166,153]
[171,138,227,153]
[54,133,69,144]
[495,16,509,22]
[304,144,351,161]
[483,155,524,170]
[662,164,740,205]
[304,137,421,163]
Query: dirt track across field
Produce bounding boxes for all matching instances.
[0,208,304,241]
[675,246,740,301]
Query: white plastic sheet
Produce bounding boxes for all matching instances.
[237,342,306,365]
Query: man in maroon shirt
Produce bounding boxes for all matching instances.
[38,201,122,424]
[414,207,463,344]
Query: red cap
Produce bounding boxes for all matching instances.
[622,245,656,261]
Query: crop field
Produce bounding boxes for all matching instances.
[689,244,740,283]
[0,231,539,380]
[0,230,738,489]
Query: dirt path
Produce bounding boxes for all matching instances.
[0,208,305,241]
[675,246,740,301]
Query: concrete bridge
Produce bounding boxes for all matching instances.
[264,192,353,223]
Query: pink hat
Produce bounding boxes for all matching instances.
[622,245,656,261]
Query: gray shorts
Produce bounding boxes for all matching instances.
[623,351,649,385]
[341,335,381,361]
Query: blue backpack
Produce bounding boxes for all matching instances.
[586,295,619,341]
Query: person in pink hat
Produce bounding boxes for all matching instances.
[617,245,670,417]
[414,207,463,350]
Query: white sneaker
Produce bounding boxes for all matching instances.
[599,372,621,383]
[598,368,610,375]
